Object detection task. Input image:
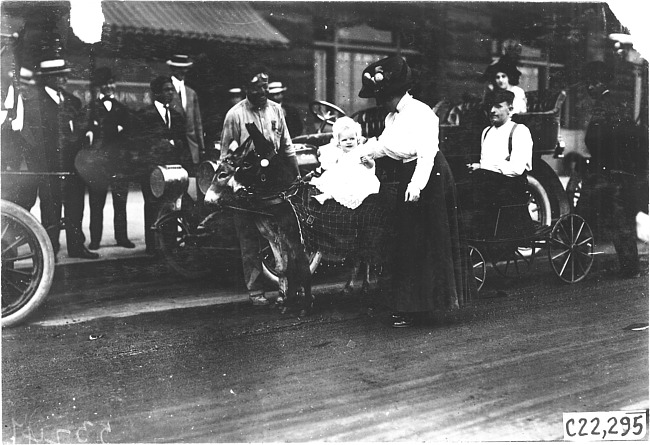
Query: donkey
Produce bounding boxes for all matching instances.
[204,123,313,316]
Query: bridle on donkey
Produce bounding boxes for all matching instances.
[223,123,302,214]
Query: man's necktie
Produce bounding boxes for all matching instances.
[165,106,171,128]
[177,88,184,110]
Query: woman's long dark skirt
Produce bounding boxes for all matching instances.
[389,151,476,313]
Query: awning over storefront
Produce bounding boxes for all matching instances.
[102,1,289,47]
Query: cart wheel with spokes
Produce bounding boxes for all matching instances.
[309,101,347,132]
[1,199,55,327]
[468,244,486,292]
[155,210,213,279]
[491,239,540,279]
[548,213,594,283]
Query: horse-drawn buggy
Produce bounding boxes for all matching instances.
[1,88,593,325]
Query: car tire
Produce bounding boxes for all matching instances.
[1,199,55,327]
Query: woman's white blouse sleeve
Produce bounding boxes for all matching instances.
[407,111,438,191]
[377,102,439,191]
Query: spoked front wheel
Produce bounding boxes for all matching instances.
[468,244,486,292]
[155,210,213,279]
[1,200,55,327]
[547,213,594,283]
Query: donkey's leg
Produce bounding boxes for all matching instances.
[279,205,313,317]
[294,245,313,317]
[255,216,291,309]
[342,259,360,295]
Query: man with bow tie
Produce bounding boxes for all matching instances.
[134,75,185,254]
[81,67,135,251]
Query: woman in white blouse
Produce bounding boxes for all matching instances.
[359,55,475,328]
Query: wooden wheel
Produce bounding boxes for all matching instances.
[1,200,55,327]
[548,213,594,283]
[468,244,486,291]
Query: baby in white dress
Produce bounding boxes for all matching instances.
[310,117,380,209]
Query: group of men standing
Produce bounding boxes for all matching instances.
[1,50,306,263]
[1,53,207,260]
[2,53,99,259]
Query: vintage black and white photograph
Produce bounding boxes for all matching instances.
[1,0,648,442]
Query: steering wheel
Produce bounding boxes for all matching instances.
[309,101,347,132]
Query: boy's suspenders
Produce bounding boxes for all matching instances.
[482,123,518,161]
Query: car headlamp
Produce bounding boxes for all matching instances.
[198,160,219,195]
[149,165,189,201]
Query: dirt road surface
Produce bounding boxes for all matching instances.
[2,256,648,442]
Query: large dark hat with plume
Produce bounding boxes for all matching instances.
[482,55,522,85]
[358,55,412,100]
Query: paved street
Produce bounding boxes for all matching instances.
[2,244,648,443]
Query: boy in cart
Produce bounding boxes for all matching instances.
[466,89,534,238]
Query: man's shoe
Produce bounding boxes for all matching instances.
[250,294,270,306]
[116,239,136,249]
[392,313,413,328]
[88,242,100,250]
[68,246,100,260]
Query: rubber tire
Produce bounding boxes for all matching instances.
[526,174,552,227]
[1,199,55,327]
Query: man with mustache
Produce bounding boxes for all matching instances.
[466,89,533,238]
[220,66,299,306]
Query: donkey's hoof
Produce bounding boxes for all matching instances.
[361,283,370,295]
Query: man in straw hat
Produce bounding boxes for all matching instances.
[29,52,98,259]
[167,54,204,172]
[268,80,303,137]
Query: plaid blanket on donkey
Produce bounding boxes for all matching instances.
[290,182,398,263]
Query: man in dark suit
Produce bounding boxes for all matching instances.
[21,56,98,259]
[134,76,186,254]
[81,67,134,250]
[576,61,641,278]
[167,54,204,171]
[268,81,303,138]
[1,67,37,208]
